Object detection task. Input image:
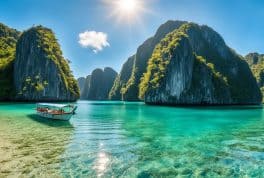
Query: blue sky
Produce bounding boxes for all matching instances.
[1,0,264,78]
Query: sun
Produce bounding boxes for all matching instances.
[117,0,138,13]
[114,0,143,18]
[103,0,149,24]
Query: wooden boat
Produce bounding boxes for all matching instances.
[36,103,77,121]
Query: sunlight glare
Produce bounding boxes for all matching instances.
[103,0,150,24]
[117,0,138,12]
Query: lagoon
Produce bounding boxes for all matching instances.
[0,101,264,177]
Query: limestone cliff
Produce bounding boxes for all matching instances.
[80,75,91,99]
[0,23,20,100]
[245,53,264,99]
[14,26,79,101]
[140,23,261,105]
[79,67,117,100]
[109,55,135,100]
[78,77,86,94]
[111,20,186,101]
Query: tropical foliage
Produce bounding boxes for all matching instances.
[109,55,135,100]
[245,53,264,101]
[33,26,79,97]
[0,23,20,99]
[115,21,187,101]
[139,22,260,103]
[139,25,189,99]
[0,23,80,100]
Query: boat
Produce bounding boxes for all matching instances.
[36,103,77,121]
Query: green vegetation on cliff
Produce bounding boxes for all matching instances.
[14,26,80,98]
[0,23,79,101]
[34,26,79,97]
[111,20,186,101]
[193,55,229,99]
[109,55,135,100]
[0,23,20,99]
[140,22,261,104]
[245,53,264,100]
[139,30,188,99]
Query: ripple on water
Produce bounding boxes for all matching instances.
[1,102,264,177]
[0,111,73,177]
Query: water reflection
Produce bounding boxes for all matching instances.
[93,151,110,177]
[1,101,264,177]
[120,104,264,177]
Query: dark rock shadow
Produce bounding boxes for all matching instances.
[148,104,263,110]
[27,114,73,128]
[88,101,142,106]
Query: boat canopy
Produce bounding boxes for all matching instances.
[36,103,73,108]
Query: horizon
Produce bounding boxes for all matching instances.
[1,0,264,78]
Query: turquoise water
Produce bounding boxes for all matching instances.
[0,101,264,177]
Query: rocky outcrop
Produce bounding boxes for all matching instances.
[0,23,20,100]
[140,23,261,105]
[111,20,186,101]
[245,53,264,100]
[77,77,86,94]
[80,75,91,99]
[14,26,79,101]
[109,55,135,100]
[79,67,117,100]
[245,53,264,66]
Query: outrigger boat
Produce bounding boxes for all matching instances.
[36,103,77,121]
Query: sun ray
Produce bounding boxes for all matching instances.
[102,0,151,24]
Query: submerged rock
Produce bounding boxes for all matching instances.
[14,26,79,101]
[140,23,261,105]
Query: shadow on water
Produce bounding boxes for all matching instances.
[88,103,127,106]
[148,104,263,110]
[79,100,263,110]
[78,100,144,106]
[27,114,73,128]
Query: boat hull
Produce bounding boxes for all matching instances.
[37,111,73,121]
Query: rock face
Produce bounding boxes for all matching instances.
[79,67,117,100]
[245,53,264,99]
[87,69,105,100]
[77,77,86,94]
[80,75,91,99]
[14,26,79,101]
[110,20,186,101]
[0,23,20,100]
[109,55,135,100]
[140,23,261,105]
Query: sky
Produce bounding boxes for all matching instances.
[1,0,264,78]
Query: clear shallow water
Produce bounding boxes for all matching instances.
[0,101,264,177]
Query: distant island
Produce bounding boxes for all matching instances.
[1,21,263,104]
[78,67,117,100]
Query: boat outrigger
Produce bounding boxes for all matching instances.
[36,103,77,121]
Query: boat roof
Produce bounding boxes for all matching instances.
[36,103,72,108]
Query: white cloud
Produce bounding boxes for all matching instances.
[78,31,110,53]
